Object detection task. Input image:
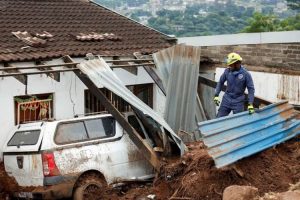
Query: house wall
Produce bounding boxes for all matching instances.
[0,57,156,160]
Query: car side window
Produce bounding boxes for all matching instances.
[84,117,115,139]
[55,121,88,144]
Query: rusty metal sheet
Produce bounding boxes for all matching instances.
[153,44,204,134]
[199,101,300,168]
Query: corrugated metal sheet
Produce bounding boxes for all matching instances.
[77,58,185,154]
[198,101,300,168]
[153,44,205,134]
[198,72,216,120]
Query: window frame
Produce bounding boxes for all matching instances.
[7,129,41,147]
[14,93,54,125]
[54,116,116,145]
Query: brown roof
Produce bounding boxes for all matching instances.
[0,0,176,62]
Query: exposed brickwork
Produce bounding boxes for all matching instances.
[201,43,300,71]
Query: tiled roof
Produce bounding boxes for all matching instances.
[0,0,176,62]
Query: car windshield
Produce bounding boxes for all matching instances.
[8,130,40,146]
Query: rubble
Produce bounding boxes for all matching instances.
[118,135,300,200]
[0,136,299,200]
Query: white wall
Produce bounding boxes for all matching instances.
[178,31,300,46]
[0,58,155,160]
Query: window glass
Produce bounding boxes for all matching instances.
[85,117,115,139]
[55,121,87,144]
[8,130,40,146]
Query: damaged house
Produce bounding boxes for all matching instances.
[0,0,178,158]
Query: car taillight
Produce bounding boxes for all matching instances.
[42,152,60,177]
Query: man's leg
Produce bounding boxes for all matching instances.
[232,102,245,114]
[217,99,232,118]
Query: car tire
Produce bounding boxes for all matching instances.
[73,173,107,200]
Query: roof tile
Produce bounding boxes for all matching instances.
[0,0,175,62]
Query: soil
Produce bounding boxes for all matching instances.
[116,136,300,200]
[0,136,299,200]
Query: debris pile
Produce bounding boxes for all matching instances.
[118,136,300,200]
[0,136,299,200]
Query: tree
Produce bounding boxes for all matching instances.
[241,12,278,32]
[241,12,300,33]
[286,0,300,11]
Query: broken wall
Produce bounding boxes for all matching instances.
[200,43,300,71]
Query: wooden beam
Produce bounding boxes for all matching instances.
[35,61,60,82]
[133,53,166,95]
[0,63,155,71]
[2,63,27,85]
[0,68,78,77]
[63,56,161,171]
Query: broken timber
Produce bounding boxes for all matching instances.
[63,56,161,171]
[133,53,166,95]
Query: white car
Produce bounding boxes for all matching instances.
[3,113,156,199]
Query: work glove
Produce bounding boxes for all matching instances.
[214,96,220,106]
[248,104,255,114]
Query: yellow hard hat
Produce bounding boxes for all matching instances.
[226,52,242,66]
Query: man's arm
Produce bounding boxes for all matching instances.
[246,72,255,104]
[215,70,227,96]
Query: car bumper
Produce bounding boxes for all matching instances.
[13,176,77,199]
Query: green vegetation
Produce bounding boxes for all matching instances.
[93,0,300,36]
[242,12,300,32]
[148,2,256,36]
[286,0,300,10]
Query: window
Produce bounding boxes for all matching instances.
[14,93,53,125]
[85,117,115,139]
[55,117,116,144]
[55,121,88,144]
[84,84,153,114]
[8,130,40,146]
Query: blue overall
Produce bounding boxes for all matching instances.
[215,66,255,118]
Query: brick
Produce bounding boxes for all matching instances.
[287,54,297,59]
[271,57,283,63]
[286,58,300,63]
[271,49,283,53]
[288,45,299,50]
[292,50,300,54]
[283,50,293,54]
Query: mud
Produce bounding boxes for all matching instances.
[0,136,299,200]
[0,162,18,199]
[117,136,300,200]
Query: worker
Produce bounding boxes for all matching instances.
[214,52,255,118]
